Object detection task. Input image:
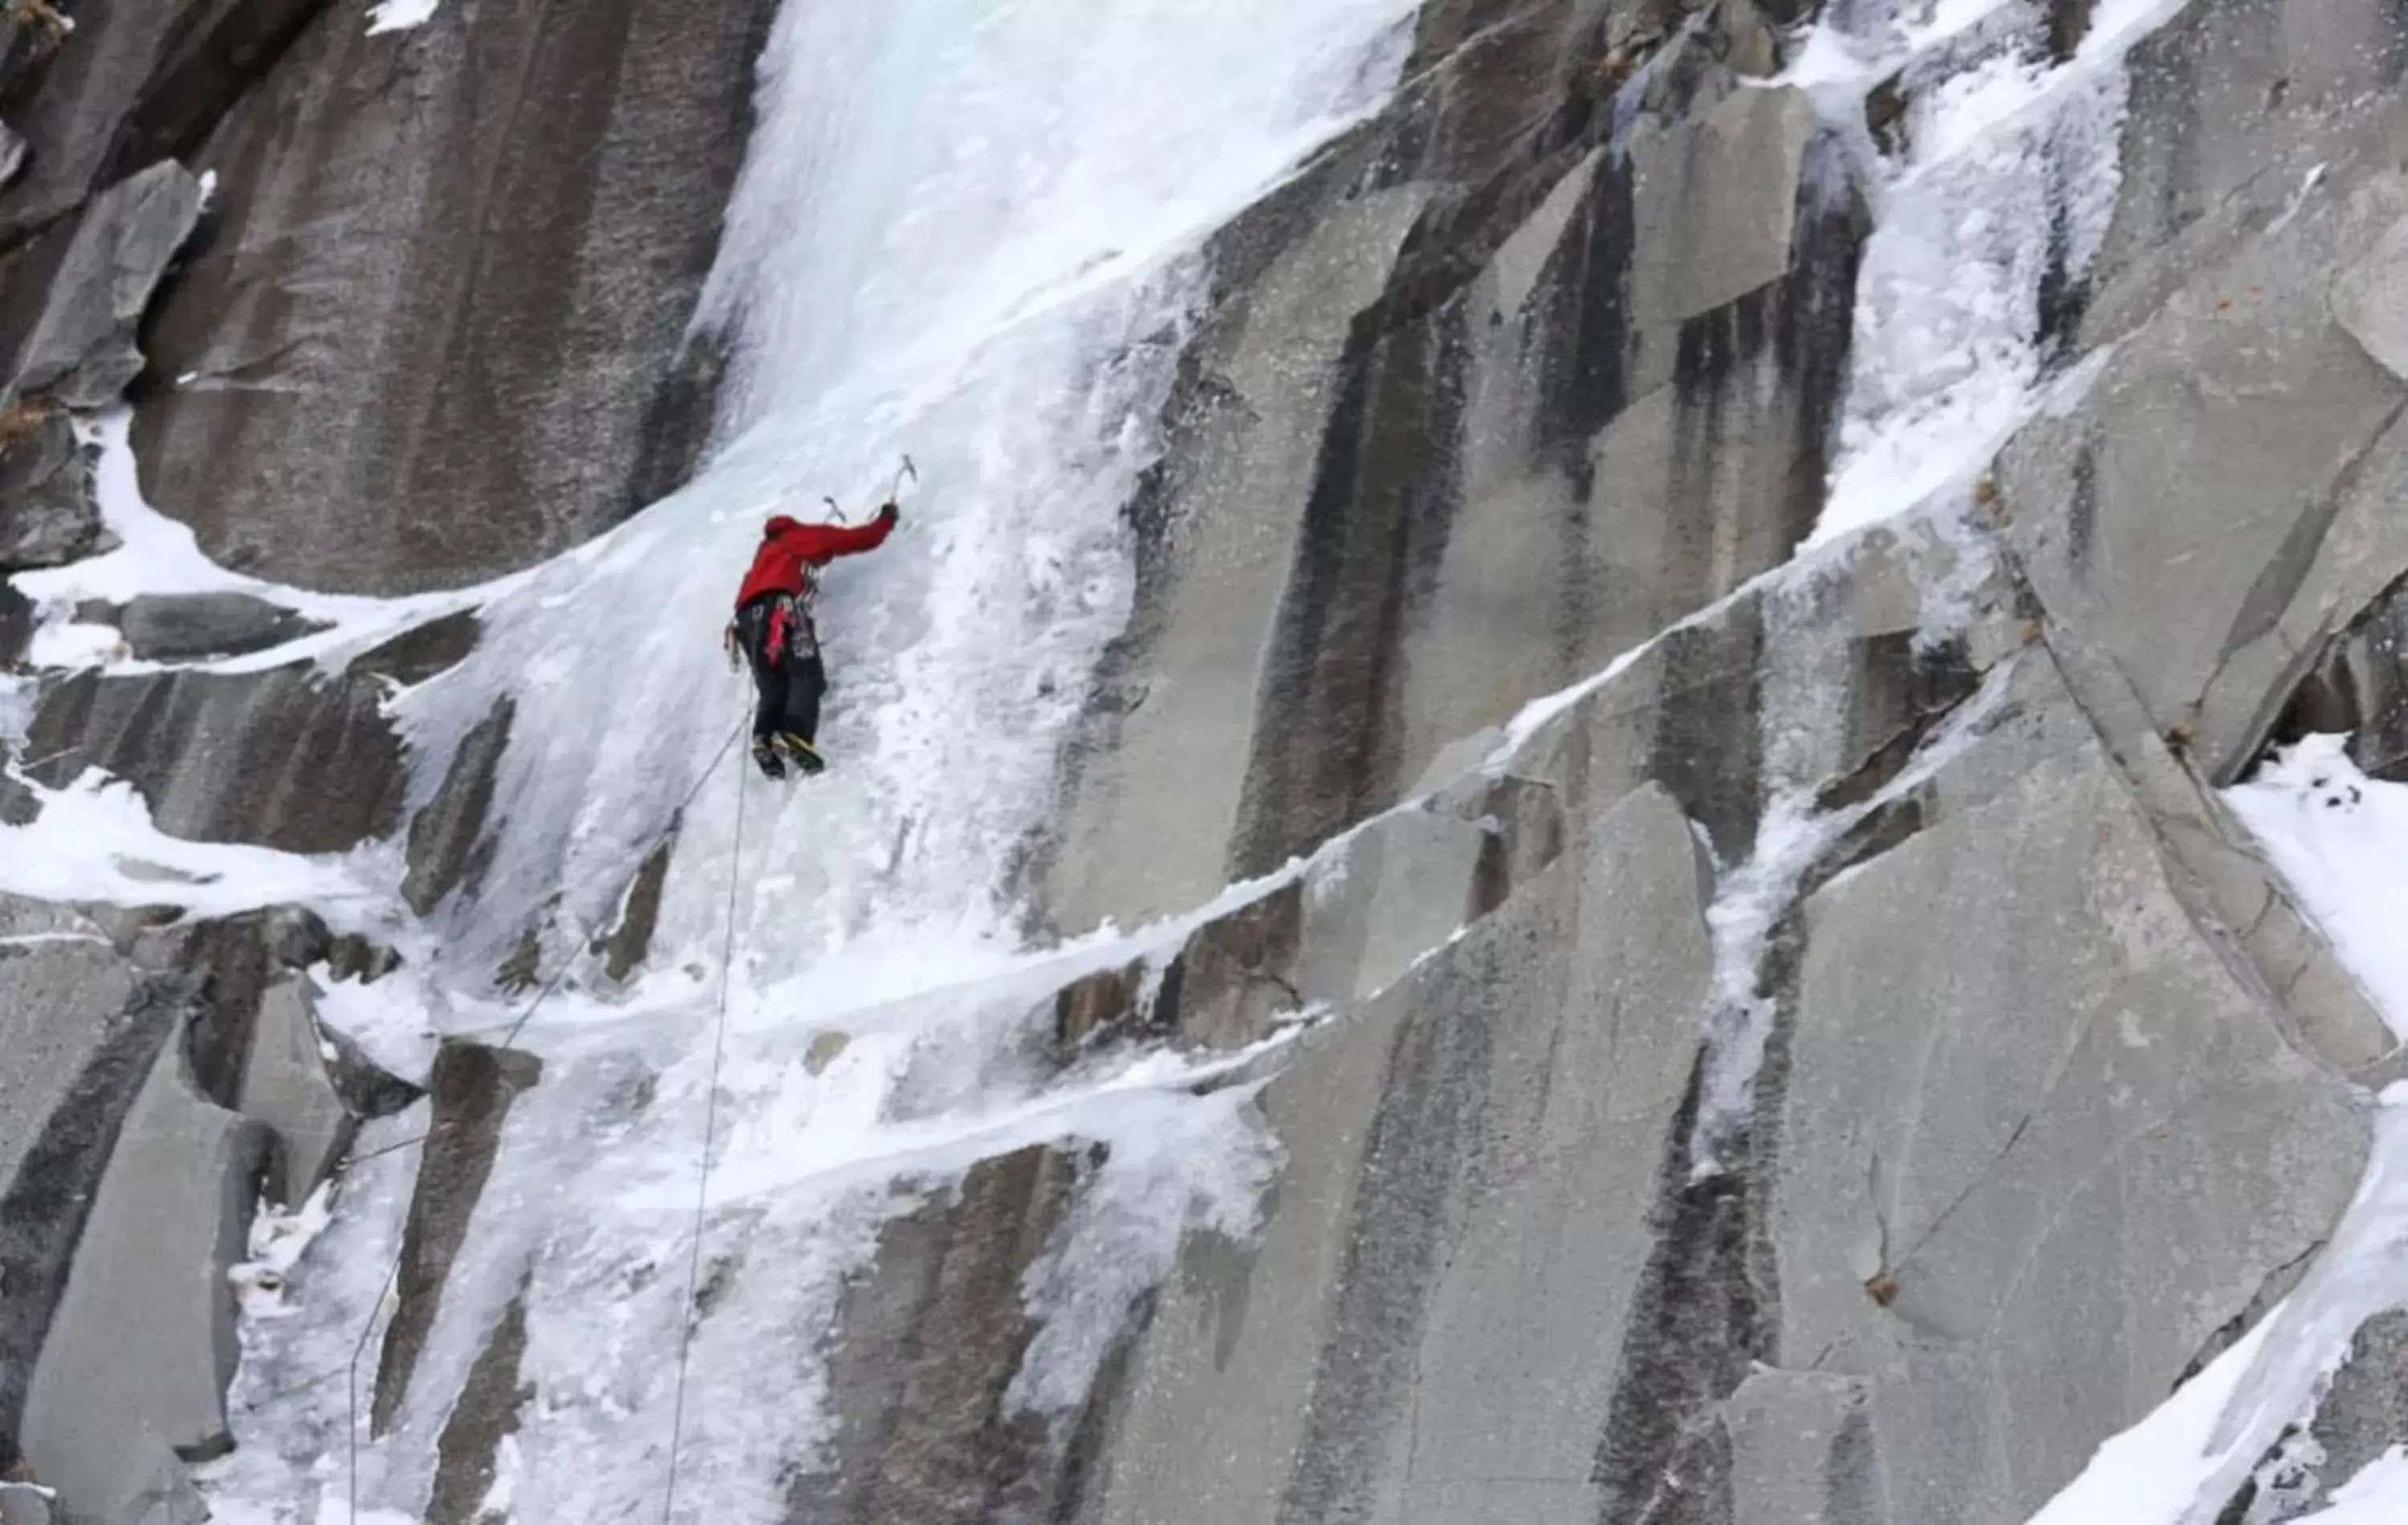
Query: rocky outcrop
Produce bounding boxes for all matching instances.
[28,657,408,854]
[2,161,201,410]
[128,0,783,593]
[0,0,202,248]
[18,1037,268,1509]
[372,1041,541,1438]
[0,898,409,1514]
[20,604,482,858]
[115,592,324,663]
[0,901,182,1472]
[0,409,102,572]
[402,697,513,917]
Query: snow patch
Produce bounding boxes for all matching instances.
[364,0,439,35]
[1007,1080,1281,1421]
[2225,734,2408,1036]
[2304,1448,2408,1523]
[230,1182,339,1321]
[0,763,383,916]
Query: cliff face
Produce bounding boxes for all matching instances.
[4,0,2408,1521]
[1043,0,2408,1517]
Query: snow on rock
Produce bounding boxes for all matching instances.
[2024,1316,2277,1525]
[229,1182,338,1322]
[2226,734,2408,1036]
[364,0,441,36]
[11,411,490,679]
[2022,739,2408,1524]
[1803,0,2188,547]
[2303,1448,2408,1523]
[0,763,384,916]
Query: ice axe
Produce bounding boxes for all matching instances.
[824,455,918,525]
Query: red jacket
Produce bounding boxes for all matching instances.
[734,511,894,608]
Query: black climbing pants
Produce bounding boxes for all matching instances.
[735,593,828,746]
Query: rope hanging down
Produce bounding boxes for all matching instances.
[343,714,747,1523]
[659,718,751,1522]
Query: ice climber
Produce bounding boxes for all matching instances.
[729,500,900,779]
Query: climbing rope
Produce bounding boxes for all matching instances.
[659,726,751,1522]
[339,715,747,1523]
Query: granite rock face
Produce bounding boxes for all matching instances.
[1048,0,1864,929]
[127,0,783,594]
[7,0,2408,1515]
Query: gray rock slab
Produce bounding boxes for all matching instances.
[402,697,513,916]
[129,0,783,595]
[790,1145,1076,1521]
[21,1038,268,1510]
[236,977,354,1206]
[1773,678,2366,1524]
[1080,783,1714,1525]
[1295,805,1490,1006]
[2090,0,2408,340]
[1999,182,2408,782]
[6,163,204,411]
[0,932,137,1194]
[2334,214,2408,382]
[1043,185,1430,933]
[26,657,407,856]
[0,411,103,573]
[423,1263,533,1525]
[1627,84,1816,325]
[1723,1368,1878,1525]
[0,121,23,189]
[116,593,324,663]
[1153,881,1305,1052]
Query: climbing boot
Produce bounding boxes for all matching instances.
[774,734,825,776]
[751,738,787,781]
